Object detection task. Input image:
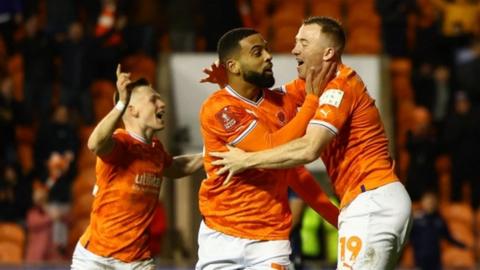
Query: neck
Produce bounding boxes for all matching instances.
[228,75,261,101]
[124,122,154,144]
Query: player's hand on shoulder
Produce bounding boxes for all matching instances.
[200,60,228,88]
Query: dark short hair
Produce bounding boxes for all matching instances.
[217,28,259,64]
[303,16,346,53]
[113,78,150,104]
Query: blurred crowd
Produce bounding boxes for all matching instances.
[0,0,479,268]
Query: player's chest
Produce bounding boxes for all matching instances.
[246,101,296,129]
[118,146,166,195]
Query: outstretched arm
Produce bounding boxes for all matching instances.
[87,65,131,156]
[212,125,335,183]
[164,153,204,179]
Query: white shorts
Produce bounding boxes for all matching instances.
[337,182,412,270]
[71,242,155,270]
[196,221,291,270]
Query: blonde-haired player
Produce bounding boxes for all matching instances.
[71,65,203,269]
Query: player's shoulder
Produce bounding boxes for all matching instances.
[202,88,237,105]
[112,129,130,142]
[200,88,246,118]
[329,64,363,93]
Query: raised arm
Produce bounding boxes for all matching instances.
[163,153,204,179]
[87,65,131,156]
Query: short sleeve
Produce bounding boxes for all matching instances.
[309,87,352,135]
[98,132,127,163]
[200,97,257,145]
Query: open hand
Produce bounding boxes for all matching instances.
[210,145,249,185]
[305,61,337,97]
[200,61,228,88]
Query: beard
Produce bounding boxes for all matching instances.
[243,70,275,88]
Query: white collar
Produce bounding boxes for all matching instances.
[225,85,264,107]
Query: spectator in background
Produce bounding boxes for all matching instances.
[0,77,25,164]
[412,64,453,130]
[20,15,55,118]
[34,105,79,180]
[123,0,162,56]
[405,107,439,201]
[201,0,243,51]
[25,181,63,262]
[0,0,23,54]
[375,0,416,57]
[412,63,436,112]
[59,22,94,124]
[411,0,446,66]
[43,152,72,258]
[167,0,197,51]
[457,38,480,106]
[410,191,467,270]
[431,0,480,65]
[45,0,76,41]
[443,91,480,209]
[431,66,452,129]
[91,0,125,82]
[0,162,30,222]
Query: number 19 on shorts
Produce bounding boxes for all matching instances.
[339,236,362,267]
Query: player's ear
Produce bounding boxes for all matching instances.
[323,47,335,61]
[225,59,240,75]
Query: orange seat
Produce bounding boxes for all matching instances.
[0,223,25,264]
[250,0,271,25]
[17,143,34,173]
[310,0,342,20]
[72,193,94,219]
[0,242,23,264]
[76,147,96,170]
[7,54,24,102]
[90,80,116,100]
[122,54,157,85]
[441,203,474,225]
[399,243,415,268]
[270,24,299,52]
[15,125,35,144]
[72,169,96,200]
[438,173,451,204]
[78,125,95,146]
[442,243,476,269]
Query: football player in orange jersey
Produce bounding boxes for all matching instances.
[211,17,412,270]
[71,65,203,270]
[196,28,339,269]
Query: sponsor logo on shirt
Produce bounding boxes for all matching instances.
[133,173,162,194]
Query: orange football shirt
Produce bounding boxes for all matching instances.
[284,64,398,209]
[200,85,322,240]
[79,129,172,262]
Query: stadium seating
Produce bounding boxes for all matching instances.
[0,223,26,264]
[310,0,342,20]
